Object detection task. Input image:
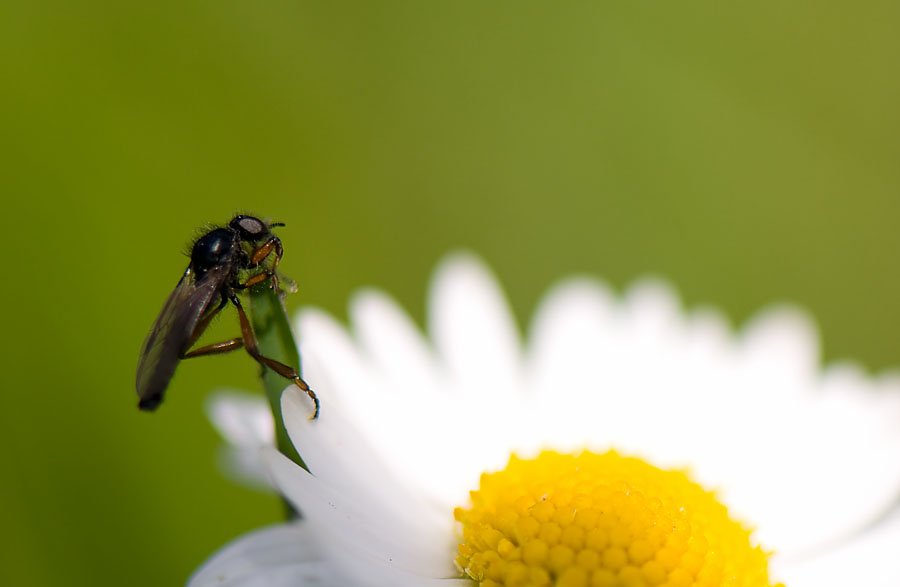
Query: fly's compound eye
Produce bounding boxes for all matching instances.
[191,228,236,275]
[229,215,269,240]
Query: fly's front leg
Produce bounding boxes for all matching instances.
[229,293,320,418]
[247,236,284,291]
[235,272,272,290]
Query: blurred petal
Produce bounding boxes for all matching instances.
[737,306,820,401]
[773,507,900,586]
[428,253,523,407]
[188,523,332,587]
[206,391,275,489]
[207,391,274,446]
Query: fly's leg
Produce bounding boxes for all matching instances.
[235,272,271,289]
[232,260,279,293]
[249,236,283,267]
[180,293,247,358]
[182,337,244,358]
[229,293,319,419]
[180,294,229,354]
[246,236,284,291]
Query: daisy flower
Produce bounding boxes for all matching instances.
[192,253,900,587]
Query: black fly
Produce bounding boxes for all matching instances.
[135,215,319,417]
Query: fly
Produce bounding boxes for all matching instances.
[135,215,319,417]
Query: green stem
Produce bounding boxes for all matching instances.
[247,283,309,473]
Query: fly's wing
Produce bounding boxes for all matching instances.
[135,264,229,410]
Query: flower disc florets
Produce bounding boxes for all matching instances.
[455,451,781,587]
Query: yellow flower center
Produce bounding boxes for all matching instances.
[454,450,783,587]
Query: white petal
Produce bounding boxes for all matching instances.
[349,288,440,399]
[280,386,451,537]
[428,253,523,407]
[299,298,501,508]
[188,523,334,587]
[737,306,820,398]
[524,277,622,452]
[295,310,409,474]
[773,506,900,586]
[263,449,457,581]
[296,308,413,444]
[731,363,900,554]
[349,287,478,497]
[206,392,276,490]
[212,446,273,491]
[524,278,710,460]
[296,308,373,416]
[206,391,274,447]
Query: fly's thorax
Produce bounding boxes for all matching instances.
[191,228,239,280]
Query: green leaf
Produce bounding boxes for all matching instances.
[247,283,309,473]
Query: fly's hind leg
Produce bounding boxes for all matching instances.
[228,293,319,419]
[182,337,244,358]
[179,294,244,359]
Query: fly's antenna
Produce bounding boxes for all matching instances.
[269,221,286,228]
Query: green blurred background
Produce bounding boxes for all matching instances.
[2,1,898,585]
